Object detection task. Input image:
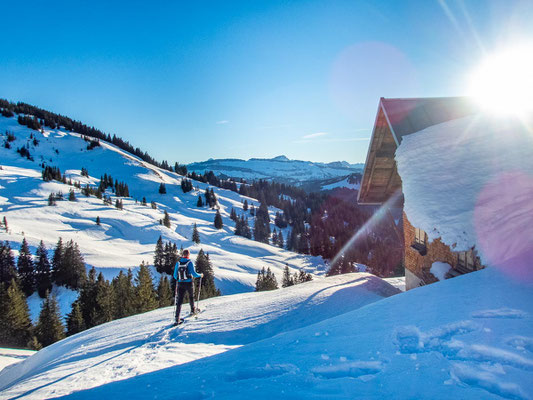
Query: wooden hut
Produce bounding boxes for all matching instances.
[358,97,484,290]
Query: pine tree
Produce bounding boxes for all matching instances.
[230,208,237,221]
[157,275,173,307]
[0,241,16,286]
[96,216,101,225]
[35,241,52,298]
[277,230,284,248]
[66,299,85,336]
[272,230,278,246]
[163,210,171,228]
[35,292,65,347]
[141,196,147,206]
[134,262,157,313]
[197,195,204,207]
[48,193,56,206]
[51,238,64,285]
[93,273,114,326]
[154,236,164,274]
[159,183,166,194]
[243,199,248,211]
[192,223,200,244]
[17,238,35,296]
[195,250,220,299]
[112,270,135,319]
[214,211,223,229]
[2,216,7,231]
[281,265,294,287]
[61,240,87,289]
[0,279,33,347]
[79,267,98,328]
[297,269,313,283]
[255,267,278,291]
[68,189,76,201]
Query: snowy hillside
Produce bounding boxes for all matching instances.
[0,273,399,399]
[0,114,325,297]
[188,156,364,186]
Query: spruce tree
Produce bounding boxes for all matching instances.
[297,269,313,283]
[154,236,164,274]
[112,270,135,319]
[163,210,171,228]
[51,238,64,285]
[66,299,86,336]
[281,265,294,287]
[17,238,35,296]
[68,189,76,201]
[2,216,7,231]
[0,279,33,347]
[0,241,16,286]
[197,195,204,207]
[96,216,101,225]
[35,241,52,298]
[93,273,114,326]
[214,211,223,229]
[134,262,157,313]
[195,250,220,299]
[192,223,200,244]
[79,267,98,328]
[277,230,284,248]
[264,267,278,290]
[243,199,248,211]
[35,292,65,347]
[159,183,166,194]
[157,275,173,307]
[230,208,237,221]
[62,240,87,289]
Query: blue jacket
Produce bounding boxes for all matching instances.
[173,257,201,282]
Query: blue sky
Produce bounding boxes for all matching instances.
[1,0,532,164]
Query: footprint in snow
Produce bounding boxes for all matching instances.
[312,360,384,380]
[472,308,528,319]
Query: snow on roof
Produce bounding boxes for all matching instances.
[381,96,478,145]
[395,113,533,278]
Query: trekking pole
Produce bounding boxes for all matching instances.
[196,276,202,312]
[173,281,178,319]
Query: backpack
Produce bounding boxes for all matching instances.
[177,259,192,281]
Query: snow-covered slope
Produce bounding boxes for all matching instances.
[0,349,35,373]
[0,115,324,297]
[188,156,363,185]
[0,273,399,399]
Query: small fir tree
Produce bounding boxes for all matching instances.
[0,241,16,286]
[68,189,76,201]
[159,183,166,194]
[195,250,221,299]
[134,262,158,313]
[35,241,52,298]
[66,300,86,336]
[157,275,173,307]
[281,265,294,288]
[35,292,65,347]
[214,211,223,229]
[17,238,35,296]
[163,210,171,228]
[112,270,135,319]
[96,216,101,225]
[196,195,204,207]
[0,279,33,347]
[192,223,200,244]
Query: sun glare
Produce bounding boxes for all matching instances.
[468,44,533,116]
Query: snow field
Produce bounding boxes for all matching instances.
[0,273,399,399]
[0,115,325,299]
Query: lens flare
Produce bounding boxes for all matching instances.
[329,189,402,270]
[468,44,533,116]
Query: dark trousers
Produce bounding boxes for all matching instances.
[175,281,195,322]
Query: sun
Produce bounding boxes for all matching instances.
[468,44,533,116]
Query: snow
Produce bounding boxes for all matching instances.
[0,349,35,372]
[395,113,533,279]
[383,276,406,291]
[0,273,399,399]
[321,176,361,191]
[187,157,363,185]
[0,115,325,297]
[26,286,78,323]
[2,268,532,399]
[431,262,452,281]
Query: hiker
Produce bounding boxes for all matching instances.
[173,249,203,325]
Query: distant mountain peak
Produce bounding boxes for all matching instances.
[272,155,289,161]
